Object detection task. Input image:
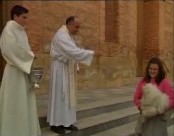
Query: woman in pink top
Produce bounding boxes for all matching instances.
[134,57,174,136]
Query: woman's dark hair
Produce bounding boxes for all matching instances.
[11,5,28,20]
[143,57,166,85]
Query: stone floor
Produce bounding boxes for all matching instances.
[36,85,136,118]
[38,85,137,136]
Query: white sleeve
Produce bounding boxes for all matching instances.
[55,33,94,66]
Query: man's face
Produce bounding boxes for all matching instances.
[14,13,28,27]
[68,18,81,35]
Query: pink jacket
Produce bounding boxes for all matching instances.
[134,78,174,110]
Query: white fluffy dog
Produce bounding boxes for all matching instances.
[141,83,169,121]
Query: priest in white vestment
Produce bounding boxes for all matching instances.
[0,5,41,136]
[47,16,94,134]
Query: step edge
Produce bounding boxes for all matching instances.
[77,96,133,111]
[76,107,139,129]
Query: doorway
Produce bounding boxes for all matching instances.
[0,1,5,81]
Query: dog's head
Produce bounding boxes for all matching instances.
[142,83,156,96]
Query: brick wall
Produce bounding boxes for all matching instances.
[1,1,138,94]
[105,1,119,43]
[1,1,174,94]
[159,1,174,79]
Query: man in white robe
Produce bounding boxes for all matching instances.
[47,16,94,134]
[0,5,41,136]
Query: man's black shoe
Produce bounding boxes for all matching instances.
[50,126,65,134]
[64,125,78,131]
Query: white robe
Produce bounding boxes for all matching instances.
[47,25,94,127]
[0,20,41,136]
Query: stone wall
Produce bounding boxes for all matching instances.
[1,1,174,94]
[143,0,174,80]
[25,1,100,93]
[159,1,174,80]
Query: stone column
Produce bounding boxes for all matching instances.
[159,0,174,79]
[144,0,174,80]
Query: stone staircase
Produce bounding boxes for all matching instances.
[41,95,137,136]
[39,87,174,136]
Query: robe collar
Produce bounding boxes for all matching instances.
[8,20,25,31]
[62,25,74,38]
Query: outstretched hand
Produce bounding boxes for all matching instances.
[84,46,101,56]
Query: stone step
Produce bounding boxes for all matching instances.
[39,95,134,128]
[41,122,136,136]
[41,108,174,136]
[41,123,173,136]
[41,106,139,136]
[91,111,174,136]
[91,121,136,136]
[92,121,174,136]
[77,95,133,119]
[67,107,139,136]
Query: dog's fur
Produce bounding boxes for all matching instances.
[141,83,169,120]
